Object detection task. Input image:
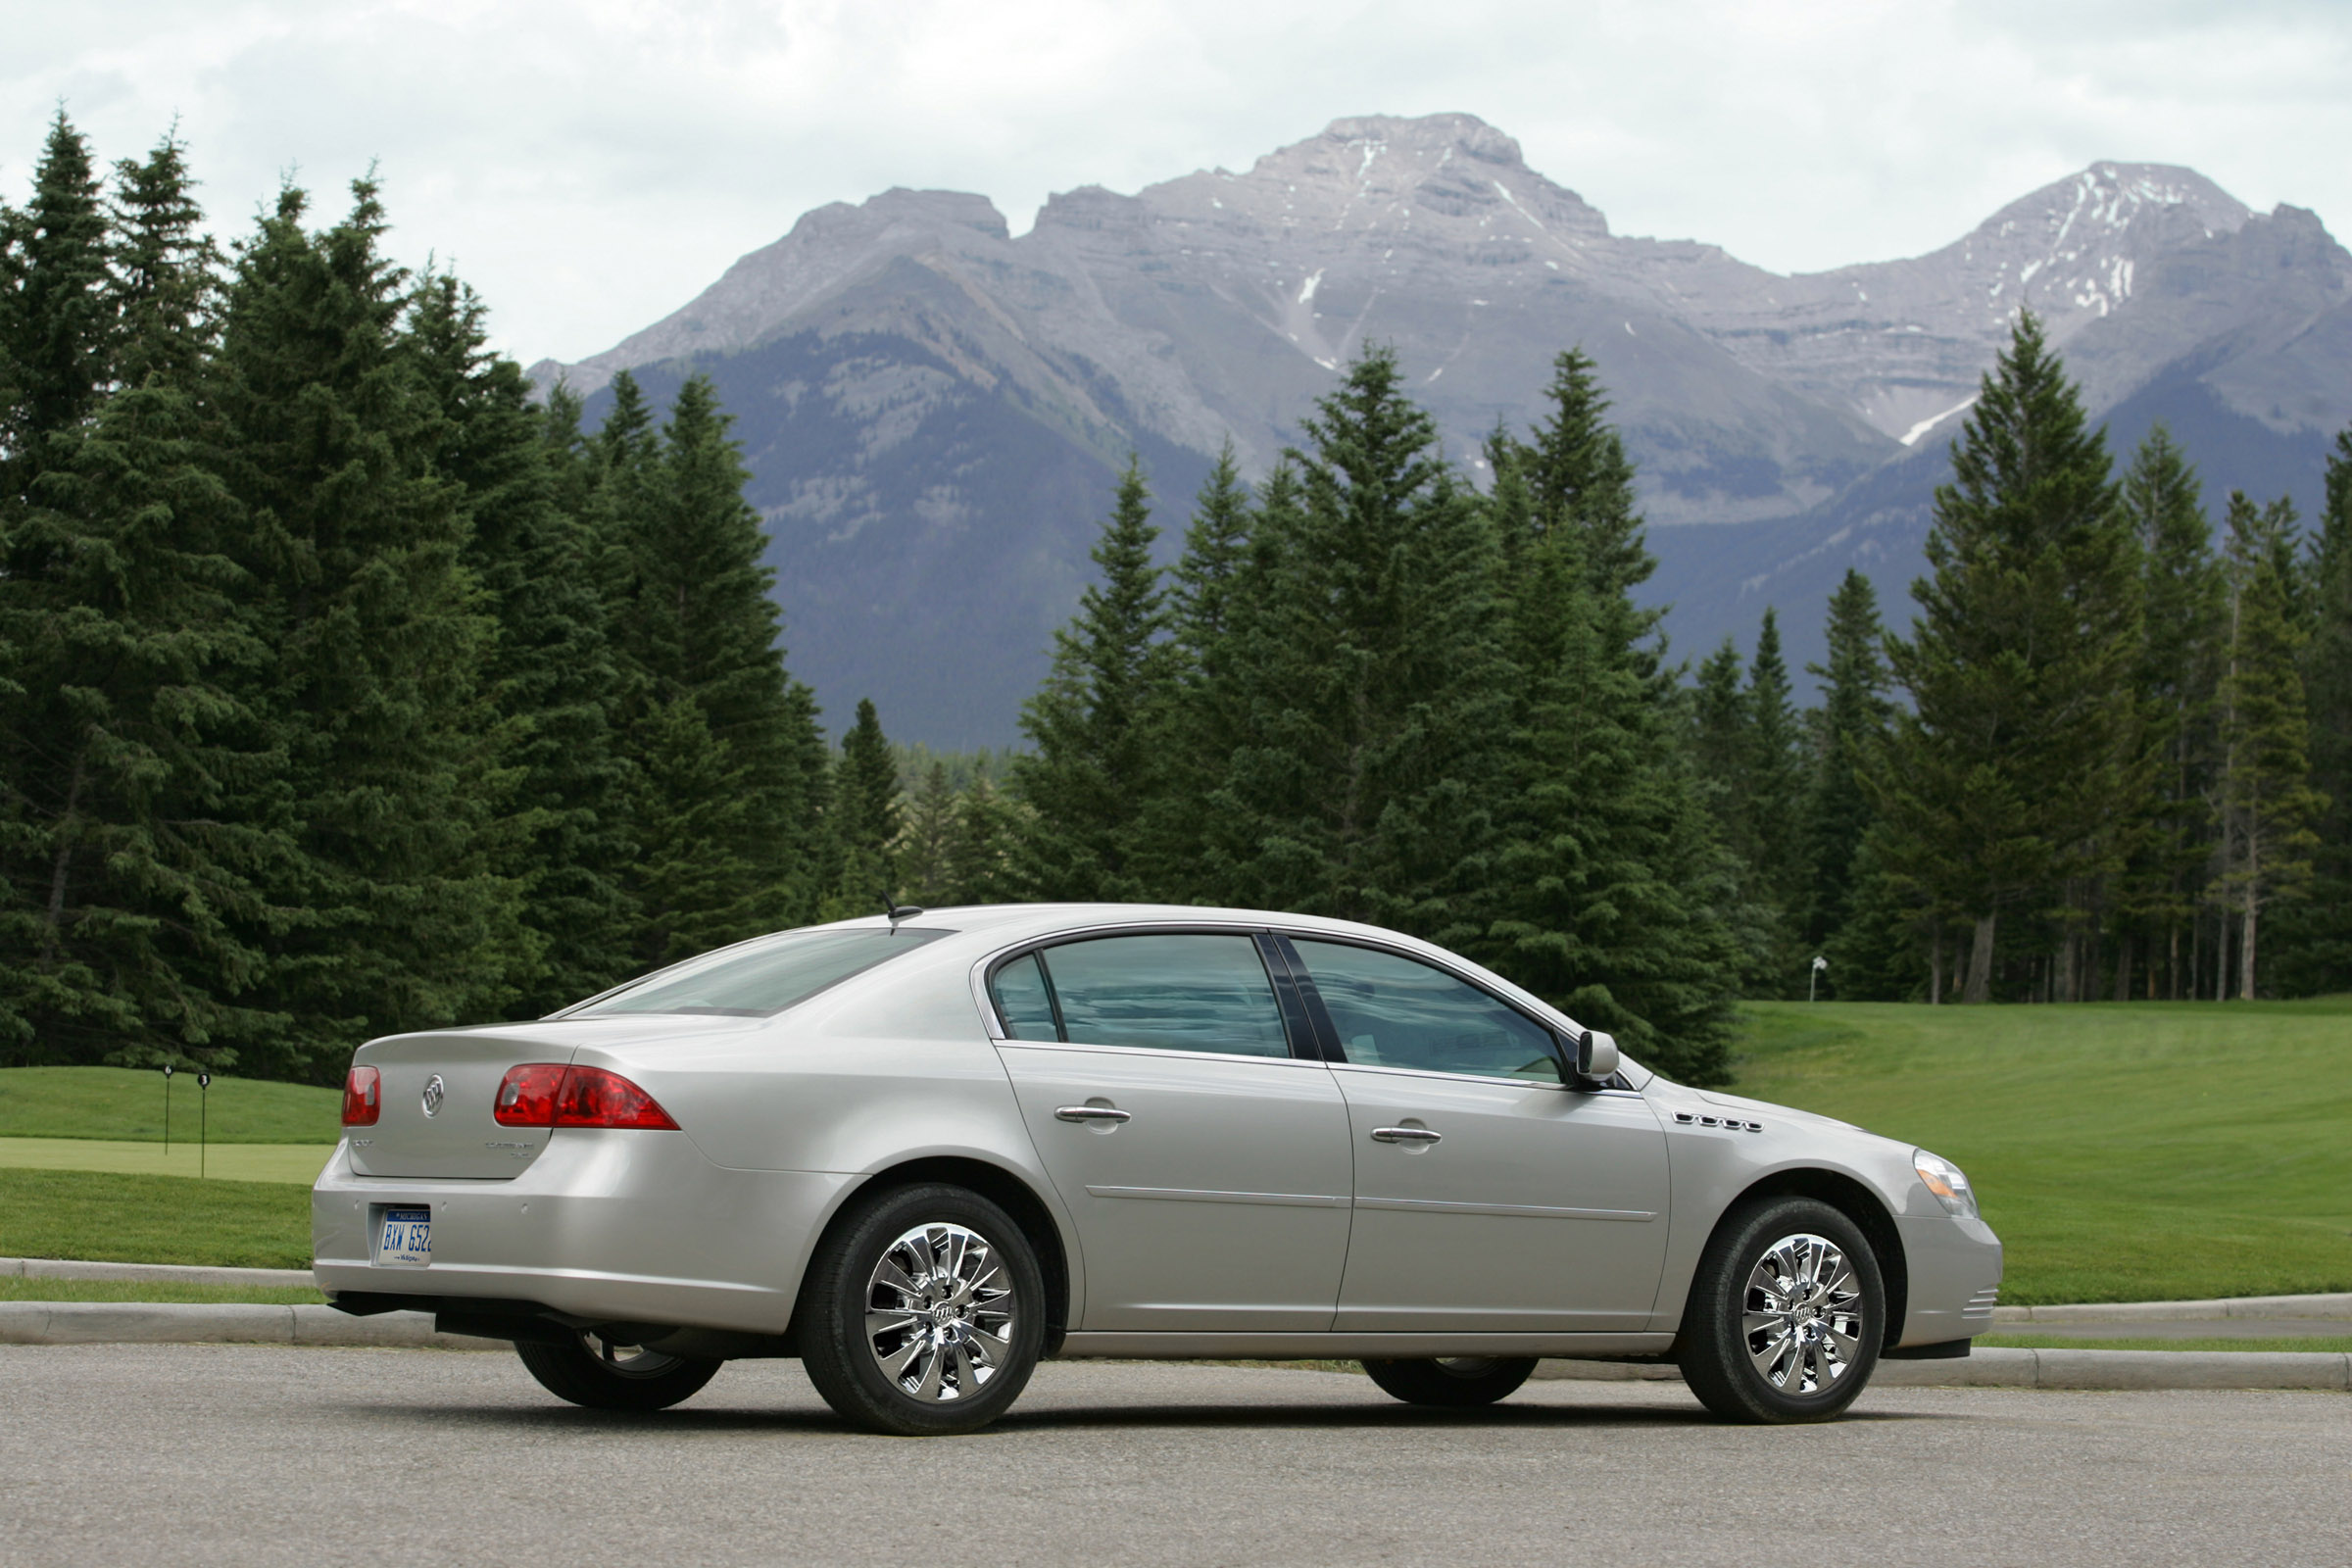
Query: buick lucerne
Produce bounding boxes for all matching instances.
[315,905,2002,1433]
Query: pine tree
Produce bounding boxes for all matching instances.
[1520,349,1657,641]
[2275,428,2352,993]
[208,178,526,1074]
[2120,424,2223,998]
[1194,349,1510,941]
[0,112,111,505]
[1741,610,1809,990]
[1690,638,1749,824]
[1477,350,1742,1082]
[1013,458,1171,902]
[624,697,760,962]
[601,372,827,955]
[408,271,633,1012]
[894,760,960,906]
[1168,441,1252,666]
[1801,571,1892,955]
[829,697,901,913]
[1878,313,2146,1003]
[946,768,1026,906]
[1133,446,1263,895]
[0,132,285,1067]
[2212,492,2323,998]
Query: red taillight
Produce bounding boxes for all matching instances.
[555,1066,678,1130]
[492,1064,676,1131]
[341,1065,380,1127]
[493,1064,566,1126]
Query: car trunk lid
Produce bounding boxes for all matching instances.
[345,1017,754,1179]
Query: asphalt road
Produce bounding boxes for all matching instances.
[3,1347,2347,1567]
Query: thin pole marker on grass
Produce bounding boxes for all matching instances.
[198,1072,211,1178]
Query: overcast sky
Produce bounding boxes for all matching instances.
[8,0,2348,365]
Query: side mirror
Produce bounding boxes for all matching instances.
[1574,1029,1620,1082]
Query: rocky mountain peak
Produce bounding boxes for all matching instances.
[526,122,2349,748]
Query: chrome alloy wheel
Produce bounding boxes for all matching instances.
[863,1222,1019,1403]
[579,1330,685,1379]
[1741,1232,1865,1395]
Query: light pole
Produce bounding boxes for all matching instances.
[1809,955,1829,1003]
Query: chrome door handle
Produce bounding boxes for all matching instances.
[1054,1105,1132,1124]
[1370,1126,1441,1144]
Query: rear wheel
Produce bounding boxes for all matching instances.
[1361,1355,1538,1407]
[797,1182,1046,1436]
[514,1329,720,1412]
[1677,1196,1884,1424]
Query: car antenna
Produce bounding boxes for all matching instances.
[884,897,924,932]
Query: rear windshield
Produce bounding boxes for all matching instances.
[568,928,950,1018]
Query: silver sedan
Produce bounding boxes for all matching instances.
[313,905,2002,1434]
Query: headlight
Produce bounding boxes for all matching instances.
[1913,1149,1977,1219]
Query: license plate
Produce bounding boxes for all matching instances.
[375,1206,431,1267]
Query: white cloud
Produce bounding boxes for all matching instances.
[5,0,2346,363]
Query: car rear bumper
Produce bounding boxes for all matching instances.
[310,1133,855,1336]
[1896,1211,2003,1348]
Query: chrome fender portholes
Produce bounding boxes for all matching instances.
[1675,1111,1763,1132]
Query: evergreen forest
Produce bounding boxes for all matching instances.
[5,119,2348,1090]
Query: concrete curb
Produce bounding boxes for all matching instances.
[2,1302,2342,1386]
[0,1301,499,1351]
[1531,1348,2352,1392]
[1,1255,314,1288]
[1991,1293,2352,1324]
[12,1257,2348,1321]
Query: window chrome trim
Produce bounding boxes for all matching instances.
[963,914,1650,1089]
[992,1037,1335,1069]
[1328,1060,1575,1093]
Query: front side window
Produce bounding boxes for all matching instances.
[1291,939,1561,1083]
[571,928,949,1017]
[999,934,1292,1057]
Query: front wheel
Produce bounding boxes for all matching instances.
[1677,1196,1885,1424]
[797,1182,1047,1436]
[1362,1355,1538,1407]
[514,1329,720,1412]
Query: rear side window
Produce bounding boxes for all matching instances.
[999,934,1292,1058]
[991,953,1059,1040]
[1291,939,1561,1083]
[572,928,949,1017]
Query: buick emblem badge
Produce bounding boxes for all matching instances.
[420,1074,446,1118]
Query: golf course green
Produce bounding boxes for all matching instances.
[1733,998,2352,1303]
[3,997,2346,1302]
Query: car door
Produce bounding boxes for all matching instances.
[989,931,1354,1333]
[1282,937,1671,1334]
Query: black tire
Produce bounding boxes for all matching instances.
[1361,1355,1538,1407]
[1677,1196,1885,1424]
[797,1182,1047,1437]
[514,1330,721,1412]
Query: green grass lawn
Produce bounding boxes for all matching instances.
[0,1277,324,1305]
[1976,1332,2352,1353]
[0,1066,340,1145]
[1732,997,2352,1305]
[0,1168,313,1269]
[0,1137,334,1184]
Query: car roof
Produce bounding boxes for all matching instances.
[834,903,1446,950]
